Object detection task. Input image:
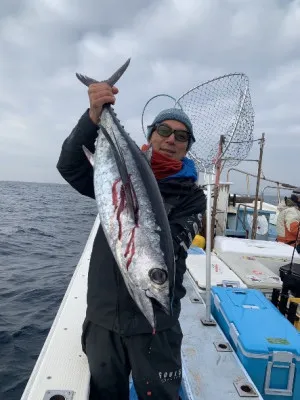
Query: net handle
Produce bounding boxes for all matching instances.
[219,82,250,162]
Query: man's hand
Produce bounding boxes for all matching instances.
[88,82,119,124]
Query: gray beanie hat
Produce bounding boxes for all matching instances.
[147,108,196,151]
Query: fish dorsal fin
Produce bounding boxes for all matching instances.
[144,145,153,165]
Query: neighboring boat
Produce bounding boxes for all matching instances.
[215,166,297,242]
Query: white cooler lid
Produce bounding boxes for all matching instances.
[217,253,283,290]
[186,253,247,290]
[214,236,300,260]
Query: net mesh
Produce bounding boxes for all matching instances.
[175,73,255,172]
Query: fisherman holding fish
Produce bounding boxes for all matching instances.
[57,60,206,400]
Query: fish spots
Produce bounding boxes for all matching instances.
[112,176,139,269]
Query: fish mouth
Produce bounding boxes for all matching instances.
[145,289,170,315]
[130,288,170,329]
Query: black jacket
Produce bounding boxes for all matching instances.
[57,110,206,335]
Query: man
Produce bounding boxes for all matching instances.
[57,81,206,399]
[276,188,300,253]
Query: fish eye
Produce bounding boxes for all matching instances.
[149,268,168,285]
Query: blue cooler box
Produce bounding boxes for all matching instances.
[211,287,300,400]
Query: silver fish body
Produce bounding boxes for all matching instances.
[76,60,175,330]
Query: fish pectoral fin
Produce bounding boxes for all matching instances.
[144,145,153,165]
[82,145,95,167]
[110,128,139,223]
[99,124,139,224]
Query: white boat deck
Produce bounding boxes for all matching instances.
[20,217,99,400]
[21,217,263,400]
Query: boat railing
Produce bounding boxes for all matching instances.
[234,203,273,238]
[260,185,296,210]
[226,167,297,192]
[227,168,297,207]
[235,203,254,232]
[225,167,297,239]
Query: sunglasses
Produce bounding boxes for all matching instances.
[155,123,190,143]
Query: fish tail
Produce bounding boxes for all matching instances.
[76,58,131,88]
[106,58,131,87]
[76,74,99,86]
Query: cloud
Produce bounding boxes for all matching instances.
[0,0,299,192]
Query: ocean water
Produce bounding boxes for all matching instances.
[0,181,279,400]
[0,181,97,400]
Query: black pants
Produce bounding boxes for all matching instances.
[82,321,183,400]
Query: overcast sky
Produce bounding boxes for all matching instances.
[0,0,299,194]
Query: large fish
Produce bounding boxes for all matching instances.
[76,59,175,331]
